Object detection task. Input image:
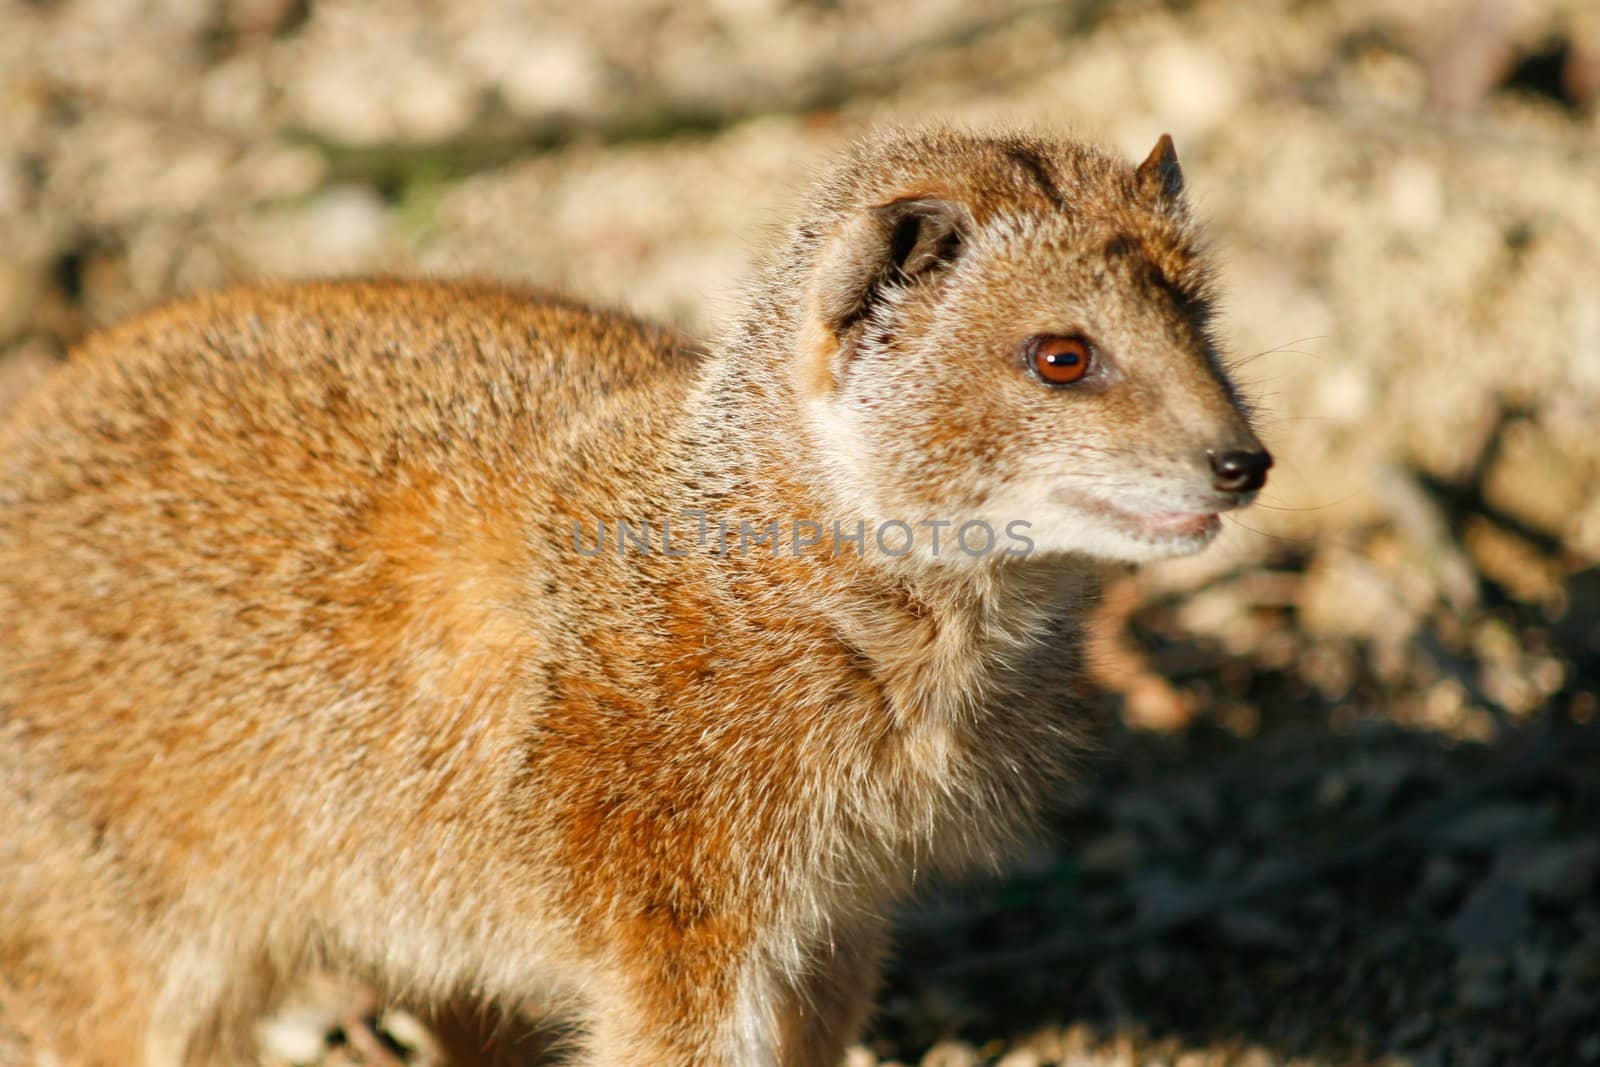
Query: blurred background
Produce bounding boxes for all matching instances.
[2,1,1598,1065]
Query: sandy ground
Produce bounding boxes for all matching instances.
[1,0,1598,1063]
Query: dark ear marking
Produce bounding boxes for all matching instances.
[1103,233,1138,259]
[875,198,968,280]
[802,195,970,392]
[1005,143,1066,211]
[1135,133,1185,205]
[1148,265,1208,320]
[1105,232,1210,320]
[813,196,970,337]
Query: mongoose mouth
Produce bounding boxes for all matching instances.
[1137,511,1222,538]
[1049,486,1222,559]
[1065,490,1225,548]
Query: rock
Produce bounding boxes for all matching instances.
[1108,793,1186,851]
[1139,38,1241,138]
[1454,953,1508,1012]
[1299,547,1418,647]
[1437,802,1553,851]
[1482,418,1592,541]
[1385,156,1444,232]
[375,1009,441,1062]
[1315,770,1351,809]
[1078,831,1145,879]
[457,29,606,118]
[283,12,480,144]
[1463,517,1565,604]
[1511,942,1552,992]
[0,249,43,344]
[1374,465,1480,613]
[1133,945,1171,982]
[921,1041,981,1067]
[1169,778,1222,830]
[1505,839,1600,903]
[1218,909,1296,950]
[257,1006,338,1065]
[0,336,56,418]
[1421,853,1468,908]
[1131,869,1201,926]
[1350,751,1419,807]
[1447,880,1530,955]
[1008,1028,1066,1062]
[1392,1015,1435,1047]
[230,184,397,280]
[843,1047,879,1067]
[1235,1047,1277,1067]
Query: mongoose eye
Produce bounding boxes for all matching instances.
[1029,335,1093,386]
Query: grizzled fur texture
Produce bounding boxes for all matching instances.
[0,128,1265,1065]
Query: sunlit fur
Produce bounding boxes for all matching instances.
[0,127,1262,1065]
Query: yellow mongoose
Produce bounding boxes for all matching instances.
[0,127,1269,1065]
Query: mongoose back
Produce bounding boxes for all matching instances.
[0,127,1269,1065]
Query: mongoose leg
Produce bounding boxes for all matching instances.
[773,922,888,1067]
[575,921,886,1066]
[0,925,163,1066]
[576,953,750,1066]
[2,920,278,1066]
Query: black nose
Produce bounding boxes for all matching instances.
[1208,449,1272,493]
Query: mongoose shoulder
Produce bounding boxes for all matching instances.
[0,127,1268,1066]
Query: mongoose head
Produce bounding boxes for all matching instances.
[778,127,1269,565]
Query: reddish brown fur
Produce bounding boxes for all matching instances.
[0,129,1263,1065]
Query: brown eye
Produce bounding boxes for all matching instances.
[1030,335,1093,385]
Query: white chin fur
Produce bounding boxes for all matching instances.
[1016,508,1223,564]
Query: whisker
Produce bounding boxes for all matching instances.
[1228,335,1331,370]
[1254,484,1365,511]
[1250,497,1358,514]
[1222,513,1318,544]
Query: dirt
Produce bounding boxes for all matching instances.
[2,0,1597,1064]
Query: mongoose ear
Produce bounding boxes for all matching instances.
[810,196,971,337]
[798,195,971,396]
[1135,134,1185,207]
[873,197,970,279]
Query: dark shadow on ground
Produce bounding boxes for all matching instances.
[869,568,1600,1067]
